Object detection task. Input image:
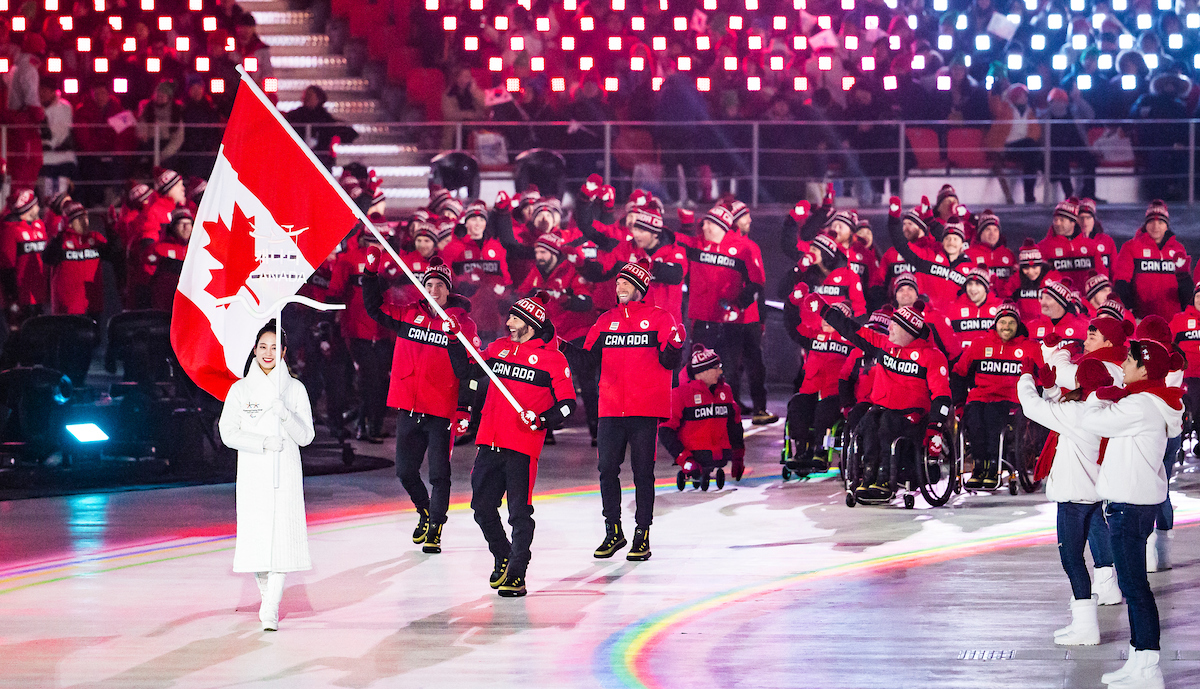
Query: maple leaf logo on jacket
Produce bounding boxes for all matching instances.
[204,203,263,305]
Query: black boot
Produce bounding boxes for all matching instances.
[498,567,527,597]
[593,522,627,559]
[980,461,1001,490]
[422,523,443,554]
[412,508,430,543]
[489,555,509,589]
[626,526,651,561]
[964,462,986,490]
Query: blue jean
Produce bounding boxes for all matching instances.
[1106,502,1161,651]
[1058,502,1111,600]
[1156,435,1180,530]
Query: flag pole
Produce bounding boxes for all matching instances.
[274,305,283,490]
[232,68,528,417]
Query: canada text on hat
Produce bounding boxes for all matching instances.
[892,301,927,337]
[535,232,565,258]
[688,343,721,375]
[703,205,734,232]
[511,294,549,332]
[811,233,841,264]
[1084,271,1111,300]
[1053,198,1079,223]
[617,260,653,295]
[1097,298,1127,321]
[1042,278,1075,310]
[422,256,453,290]
[8,189,37,215]
[1018,239,1043,266]
[631,208,664,234]
[155,168,183,194]
[892,271,919,295]
[868,305,894,332]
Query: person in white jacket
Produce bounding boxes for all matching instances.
[1076,337,1184,689]
[219,322,316,631]
[1017,358,1116,647]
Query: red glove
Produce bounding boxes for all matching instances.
[790,200,811,224]
[802,292,824,316]
[823,182,835,207]
[580,173,604,199]
[453,408,471,434]
[494,190,512,211]
[677,208,695,225]
[365,246,382,274]
[955,203,970,220]
[520,409,542,431]
[1020,359,1038,377]
[905,411,924,425]
[1042,333,1063,347]
[678,451,694,473]
[888,196,902,218]
[599,185,616,210]
[1036,364,1057,388]
[790,282,809,304]
[440,314,462,336]
[1096,386,1127,402]
[926,427,944,456]
[918,195,932,220]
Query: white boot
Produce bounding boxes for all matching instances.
[254,572,269,601]
[1094,566,1123,606]
[1108,649,1165,689]
[1153,529,1171,571]
[1054,597,1100,645]
[1146,531,1159,572]
[259,572,285,631]
[1102,644,1137,684]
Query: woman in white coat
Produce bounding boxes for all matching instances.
[219,322,315,631]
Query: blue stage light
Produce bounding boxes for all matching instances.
[67,423,110,443]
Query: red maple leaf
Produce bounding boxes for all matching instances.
[203,202,262,305]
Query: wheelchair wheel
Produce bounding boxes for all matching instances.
[903,494,915,509]
[845,492,856,507]
[1013,424,1043,494]
[840,426,859,493]
[676,470,686,491]
[715,468,726,490]
[918,433,956,508]
[700,472,711,492]
[1008,480,1018,496]
[782,465,791,480]
[692,477,701,490]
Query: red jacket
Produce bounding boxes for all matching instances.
[1013,276,1046,323]
[953,331,1043,403]
[792,265,866,327]
[1170,307,1200,378]
[1038,230,1107,288]
[0,217,48,307]
[1026,312,1089,345]
[856,326,952,415]
[475,335,575,463]
[882,232,940,296]
[518,255,596,342]
[942,293,1003,353]
[584,299,684,419]
[329,245,395,342]
[679,230,765,323]
[1090,230,1117,272]
[46,230,110,315]
[1115,229,1189,320]
[440,235,511,334]
[966,241,1018,299]
[795,323,855,398]
[660,378,742,460]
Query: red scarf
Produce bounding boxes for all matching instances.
[1092,379,1183,465]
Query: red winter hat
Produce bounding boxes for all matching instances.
[868,305,894,333]
[942,219,966,242]
[892,300,927,338]
[1078,198,1097,217]
[811,233,841,266]
[63,201,88,225]
[422,256,453,291]
[825,209,857,232]
[617,260,653,295]
[828,300,854,318]
[511,292,551,334]
[411,219,439,244]
[1144,199,1169,227]
[463,199,488,221]
[535,232,565,259]
[1042,277,1075,311]
[727,200,750,223]
[903,207,929,235]
[630,208,664,234]
[154,168,183,195]
[1097,298,1128,321]
[1134,314,1172,347]
[688,343,721,376]
[170,207,194,225]
[1053,198,1079,224]
[1083,270,1111,300]
[1129,338,1183,381]
[8,189,37,215]
[892,271,919,296]
[975,210,1000,236]
[936,184,957,207]
[1018,238,1043,266]
[704,205,734,233]
[1075,358,1114,397]
[1088,317,1132,348]
[965,266,991,291]
[994,300,1020,324]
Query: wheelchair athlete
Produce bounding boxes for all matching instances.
[805,294,951,503]
[784,298,858,475]
[660,345,745,485]
[952,302,1045,490]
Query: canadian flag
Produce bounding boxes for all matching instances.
[172,72,361,400]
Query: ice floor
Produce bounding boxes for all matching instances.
[3,418,1200,688]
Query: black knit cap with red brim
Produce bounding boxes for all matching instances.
[512,293,551,334]
[688,343,721,376]
[617,260,653,295]
[892,300,927,338]
[422,256,453,291]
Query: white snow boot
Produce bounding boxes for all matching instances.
[1054,596,1100,645]
[1146,531,1158,572]
[1094,566,1123,606]
[1152,529,1171,571]
[1102,644,1137,684]
[259,572,286,631]
[254,572,269,601]
[1107,649,1165,689]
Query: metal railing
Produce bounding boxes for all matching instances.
[5,118,1197,206]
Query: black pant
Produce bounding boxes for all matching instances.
[565,335,599,439]
[1107,502,1161,651]
[598,416,659,528]
[964,400,1016,466]
[298,314,351,427]
[856,406,922,485]
[471,446,536,576]
[1050,147,1097,199]
[348,338,392,436]
[395,411,453,524]
[787,393,841,460]
[1005,138,1043,203]
[692,321,766,411]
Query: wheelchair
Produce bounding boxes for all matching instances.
[843,407,958,509]
[953,406,1042,496]
[675,449,733,492]
[780,417,844,480]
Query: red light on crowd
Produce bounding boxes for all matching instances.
[190,0,202,9]
[745,0,758,9]
[747,76,761,91]
[47,57,62,73]
[244,57,259,72]
[865,15,879,30]
[159,16,172,31]
[59,16,73,30]
[794,76,809,90]
[652,36,665,50]
[658,0,667,8]
[425,0,438,9]
[604,77,618,91]
[464,36,478,50]
[842,0,854,8]
[264,78,278,93]
[93,0,104,9]
[724,56,737,70]
[551,77,565,92]
[818,55,832,70]
[77,37,92,51]
[211,78,225,94]
[652,76,663,90]
[609,36,621,50]
[631,16,644,30]
[580,16,594,30]
[673,16,686,30]
[94,57,109,72]
[443,16,456,30]
[704,0,715,8]
[770,55,784,70]
[109,16,122,30]
[203,16,216,31]
[564,0,576,9]
[45,0,59,10]
[140,0,153,9]
[488,56,502,71]
[794,0,806,7]
[678,56,691,70]
[580,56,594,70]
[631,56,645,70]
[494,16,508,30]
[195,56,210,72]
[64,78,79,94]
[12,16,26,31]
[696,36,710,50]
[611,0,625,9]
[729,16,743,30]
[562,36,575,50]
[697,77,711,91]
[510,36,524,50]
[883,75,898,90]
[818,15,831,29]
[842,76,855,90]
[114,78,128,93]
[773,16,786,30]
[531,56,545,71]
[147,57,160,72]
[176,36,190,51]
[123,37,137,52]
[470,0,482,8]
[506,77,520,92]
[861,56,876,70]
[748,35,762,50]
[537,17,550,31]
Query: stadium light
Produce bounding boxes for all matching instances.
[1118,34,1133,49]
[77,37,92,51]
[158,16,172,31]
[1052,53,1067,69]
[1136,14,1150,30]
[48,57,62,72]
[1026,74,1042,90]
[1098,54,1113,70]
[748,35,762,49]
[841,76,855,91]
[1143,53,1158,69]
[146,57,160,72]
[729,16,743,30]
[678,56,691,70]
[581,16,594,30]
[845,35,858,50]
[673,16,686,30]
[651,36,664,50]
[883,75,897,90]
[176,36,190,51]
[95,57,109,72]
[937,35,952,51]
[696,35,710,50]
[937,75,951,90]
[551,77,565,91]
[443,16,456,30]
[976,35,991,51]
[195,56,209,71]
[580,56,594,70]
[724,56,738,70]
[1030,34,1045,50]
[771,55,784,70]
[911,54,925,70]
[562,36,576,50]
[1078,74,1092,90]
[860,56,875,71]
[495,16,508,30]
[64,78,78,94]
[818,55,832,70]
[1168,34,1182,50]
[793,76,809,91]
[795,35,808,50]
[1121,74,1136,90]
[113,77,128,93]
[631,16,644,30]
[1047,14,1062,29]
[1071,34,1087,50]
[464,36,478,50]
[510,36,524,50]
[747,76,761,91]
[506,77,520,92]
[697,77,711,91]
[1007,54,1022,70]
[630,56,644,70]
[531,56,545,71]
[66,423,109,443]
[774,16,786,30]
[488,56,502,71]
[865,16,879,30]
[608,36,621,50]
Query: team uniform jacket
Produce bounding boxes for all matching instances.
[795,323,857,398]
[127,195,176,286]
[518,256,596,342]
[389,249,434,306]
[440,235,511,334]
[474,336,576,465]
[1171,306,1200,378]
[1026,312,1089,346]
[952,331,1043,404]
[328,244,396,342]
[942,294,1003,352]
[44,230,110,315]
[583,300,684,419]
[790,209,872,284]
[299,256,335,303]
[659,378,744,463]
[1090,230,1117,271]
[882,231,940,297]
[679,231,765,324]
[1012,276,1047,323]
[966,241,1018,299]
[887,218,973,306]
[1114,228,1190,321]
[1037,230,1106,289]
[0,216,48,308]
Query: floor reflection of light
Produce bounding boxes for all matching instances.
[67,494,109,561]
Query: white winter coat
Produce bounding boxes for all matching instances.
[1078,389,1183,505]
[219,364,315,573]
[1016,374,1104,504]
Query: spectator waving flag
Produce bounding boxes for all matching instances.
[172,69,360,400]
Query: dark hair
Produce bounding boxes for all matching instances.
[1128,341,1146,367]
[243,320,289,376]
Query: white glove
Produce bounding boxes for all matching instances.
[271,399,289,421]
[520,410,541,431]
[263,435,285,452]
